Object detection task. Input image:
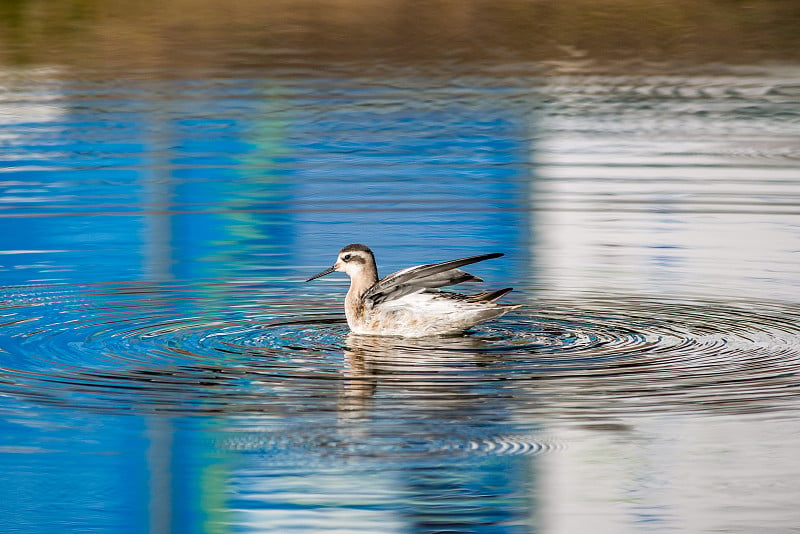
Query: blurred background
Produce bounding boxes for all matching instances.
[2,0,799,67]
[1,0,798,296]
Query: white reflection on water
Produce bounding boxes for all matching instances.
[540,416,800,534]
[534,69,800,301]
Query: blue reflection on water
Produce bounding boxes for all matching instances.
[0,74,535,533]
[1,78,530,285]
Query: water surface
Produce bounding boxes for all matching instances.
[2,3,800,533]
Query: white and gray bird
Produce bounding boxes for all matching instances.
[306,244,520,337]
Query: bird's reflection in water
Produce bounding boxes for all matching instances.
[339,334,379,419]
[339,332,508,423]
[337,333,537,532]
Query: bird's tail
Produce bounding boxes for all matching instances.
[467,287,514,303]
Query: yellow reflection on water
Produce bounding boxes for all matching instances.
[1,0,798,71]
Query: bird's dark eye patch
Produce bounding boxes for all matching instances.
[342,254,351,261]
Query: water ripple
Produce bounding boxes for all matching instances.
[1,283,799,420]
[216,429,562,465]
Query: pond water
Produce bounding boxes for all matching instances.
[2,3,800,533]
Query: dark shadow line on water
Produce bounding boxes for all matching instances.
[3,205,800,219]
[255,316,346,327]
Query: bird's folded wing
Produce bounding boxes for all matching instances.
[363,252,503,306]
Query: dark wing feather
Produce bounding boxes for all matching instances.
[363,252,503,306]
[467,287,513,302]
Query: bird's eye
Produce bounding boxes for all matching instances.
[342,254,351,261]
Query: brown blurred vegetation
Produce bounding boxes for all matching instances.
[1,0,798,74]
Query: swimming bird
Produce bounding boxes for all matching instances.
[306,244,520,337]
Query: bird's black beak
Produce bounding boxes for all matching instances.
[306,265,336,282]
